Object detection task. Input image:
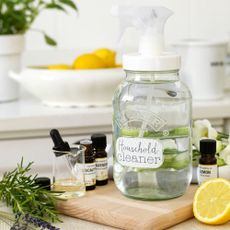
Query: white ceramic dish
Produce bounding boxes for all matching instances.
[10,67,125,107]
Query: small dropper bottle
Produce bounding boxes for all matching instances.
[91,134,108,186]
[80,139,96,190]
[198,139,218,185]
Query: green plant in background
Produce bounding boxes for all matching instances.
[0,0,78,46]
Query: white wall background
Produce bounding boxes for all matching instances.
[24,0,230,63]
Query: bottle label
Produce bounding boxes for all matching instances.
[116,137,163,168]
[96,157,108,181]
[84,163,96,186]
[198,164,218,185]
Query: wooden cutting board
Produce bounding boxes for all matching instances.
[57,182,197,230]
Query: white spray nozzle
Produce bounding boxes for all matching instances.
[111,6,173,56]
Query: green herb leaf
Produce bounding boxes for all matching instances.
[59,0,78,11]
[217,157,226,167]
[44,34,57,46]
[45,3,67,13]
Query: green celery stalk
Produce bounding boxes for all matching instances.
[133,150,190,172]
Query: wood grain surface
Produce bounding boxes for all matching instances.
[57,182,197,230]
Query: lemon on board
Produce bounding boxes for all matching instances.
[48,64,72,70]
[193,178,230,225]
[73,53,107,69]
[93,48,116,67]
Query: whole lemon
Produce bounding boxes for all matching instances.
[48,64,72,70]
[73,54,107,69]
[93,48,116,67]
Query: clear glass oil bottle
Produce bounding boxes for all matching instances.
[52,146,86,198]
[113,70,192,200]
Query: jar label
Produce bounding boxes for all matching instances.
[96,158,108,181]
[116,137,163,168]
[198,164,218,185]
[84,163,96,186]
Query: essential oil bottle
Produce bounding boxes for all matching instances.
[80,139,96,190]
[198,139,218,185]
[91,134,108,186]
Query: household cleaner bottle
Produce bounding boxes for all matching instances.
[112,6,192,200]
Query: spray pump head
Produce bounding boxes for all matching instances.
[112,6,180,71]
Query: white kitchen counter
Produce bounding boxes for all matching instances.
[0,92,230,174]
[0,93,113,139]
[1,92,230,139]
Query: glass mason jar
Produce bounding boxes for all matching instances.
[112,70,192,200]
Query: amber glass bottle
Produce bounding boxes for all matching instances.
[91,134,108,186]
[80,139,96,190]
[198,139,218,185]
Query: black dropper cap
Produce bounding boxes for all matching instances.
[35,177,51,190]
[200,139,216,155]
[91,134,107,149]
[80,139,93,155]
[50,129,70,157]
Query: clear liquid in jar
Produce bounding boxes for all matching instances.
[53,178,85,198]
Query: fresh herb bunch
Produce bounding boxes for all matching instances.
[0,159,61,223]
[0,0,78,46]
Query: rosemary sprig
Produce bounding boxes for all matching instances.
[0,159,61,223]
